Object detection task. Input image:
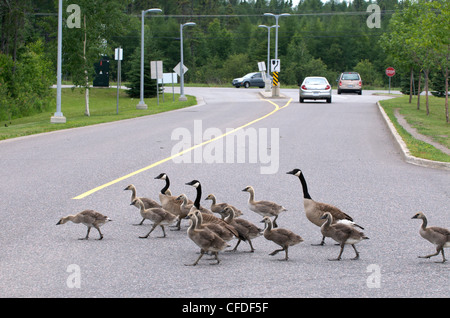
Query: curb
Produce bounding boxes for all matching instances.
[377,101,450,171]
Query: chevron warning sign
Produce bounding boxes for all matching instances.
[272,72,279,86]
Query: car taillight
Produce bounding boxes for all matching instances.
[358,81,362,86]
[339,81,342,86]
[301,85,307,90]
[325,85,330,90]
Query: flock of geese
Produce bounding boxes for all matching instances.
[57,169,450,265]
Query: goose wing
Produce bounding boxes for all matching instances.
[315,201,353,221]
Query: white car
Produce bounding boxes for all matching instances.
[299,76,332,103]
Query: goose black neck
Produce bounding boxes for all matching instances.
[194,183,202,209]
[299,173,312,200]
[161,176,170,195]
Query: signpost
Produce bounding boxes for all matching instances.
[386,67,395,94]
[115,47,123,114]
[151,60,163,105]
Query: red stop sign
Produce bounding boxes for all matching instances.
[386,67,395,77]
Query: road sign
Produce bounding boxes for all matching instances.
[258,61,266,72]
[151,61,163,79]
[386,67,395,77]
[272,72,279,86]
[174,62,188,76]
[271,59,280,72]
[114,48,123,61]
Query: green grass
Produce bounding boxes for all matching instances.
[0,87,196,141]
[379,95,450,162]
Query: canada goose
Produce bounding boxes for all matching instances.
[205,194,243,218]
[124,184,161,225]
[287,168,361,245]
[261,216,303,261]
[132,198,179,238]
[56,210,112,240]
[185,213,230,266]
[320,212,369,261]
[223,206,263,253]
[185,180,212,214]
[154,173,192,230]
[242,186,286,228]
[412,212,450,263]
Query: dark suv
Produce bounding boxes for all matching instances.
[337,72,362,95]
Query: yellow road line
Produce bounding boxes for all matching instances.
[73,97,292,199]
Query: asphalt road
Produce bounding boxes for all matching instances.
[0,87,448,299]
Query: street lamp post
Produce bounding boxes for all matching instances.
[50,0,66,123]
[263,13,290,97]
[258,24,276,79]
[179,22,196,101]
[136,8,162,110]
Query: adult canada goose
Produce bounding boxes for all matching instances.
[412,212,450,263]
[205,194,243,218]
[56,210,112,240]
[132,198,179,239]
[286,168,361,245]
[320,212,369,261]
[185,180,212,214]
[185,213,230,266]
[242,186,286,228]
[261,216,303,261]
[154,173,193,229]
[124,184,161,225]
[223,206,263,253]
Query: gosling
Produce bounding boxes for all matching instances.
[261,216,303,261]
[132,198,179,238]
[56,210,112,240]
[320,212,368,261]
[412,212,450,263]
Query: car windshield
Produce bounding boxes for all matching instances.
[342,74,359,80]
[244,73,257,78]
[305,78,327,85]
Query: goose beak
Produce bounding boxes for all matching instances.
[286,170,295,175]
[56,219,62,225]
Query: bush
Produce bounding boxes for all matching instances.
[0,40,52,121]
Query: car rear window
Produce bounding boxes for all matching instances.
[342,74,359,80]
[305,78,327,85]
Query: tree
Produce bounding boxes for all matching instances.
[62,0,130,116]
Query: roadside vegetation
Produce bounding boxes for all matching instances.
[0,88,196,141]
[379,95,450,163]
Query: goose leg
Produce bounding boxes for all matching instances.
[283,247,289,261]
[312,236,326,246]
[185,250,205,266]
[273,215,279,228]
[170,219,181,231]
[269,248,284,256]
[419,246,446,263]
[350,244,359,260]
[133,218,145,226]
[247,239,255,253]
[229,239,242,252]
[439,249,447,263]
[158,225,166,238]
[95,226,104,240]
[209,252,221,265]
[139,223,158,238]
[329,244,345,261]
[79,227,91,240]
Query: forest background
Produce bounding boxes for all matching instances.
[0,0,448,121]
